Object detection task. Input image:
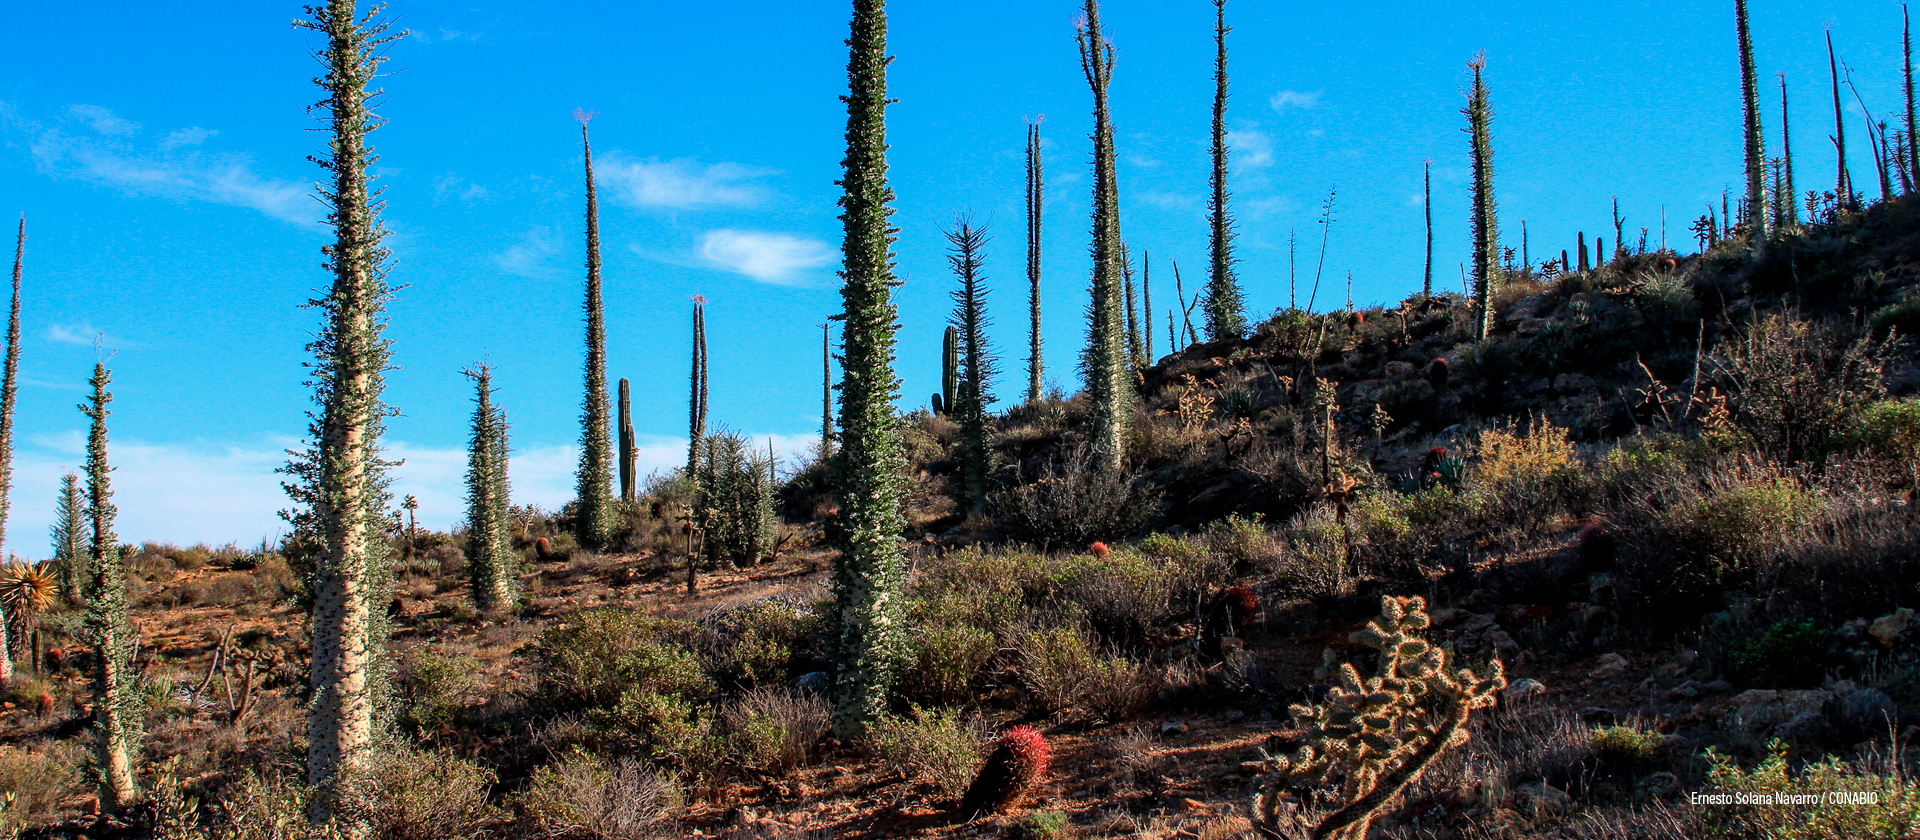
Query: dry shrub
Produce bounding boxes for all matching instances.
[1712,312,1895,464]
[1012,624,1144,719]
[988,445,1162,548]
[722,687,827,778]
[901,622,995,707]
[517,748,680,840]
[870,705,988,798]
[356,743,501,840]
[0,742,78,835]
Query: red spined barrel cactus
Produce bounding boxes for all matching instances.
[1222,584,1260,635]
[960,726,1051,817]
[1428,357,1450,387]
[1089,541,1111,562]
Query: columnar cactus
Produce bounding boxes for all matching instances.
[1251,596,1505,840]
[821,323,835,458]
[1577,232,1589,272]
[688,296,708,478]
[81,364,141,809]
[1463,53,1498,342]
[618,377,636,502]
[1422,159,1433,300]
[940,324,959,417]
[961,726,1052,816]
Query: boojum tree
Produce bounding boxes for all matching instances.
[575,109,616,547]
[285,1,405,828]
[464,364,516,612]
[828,0,910,740]
[947,220,998,514]
[1077,0,1135,472]
[1736,0,1769,244]
[1204,0,1245,341]
[1464,53,1499,342]
[1025,118,1045,406]
[82,363,140,810]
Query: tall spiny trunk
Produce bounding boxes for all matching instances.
[1204,0,1245,341]
[1831,31,1853,206]
[821,323,835,457]
[1781,73,1800,225]
[576,115,615,547]
[0,219,17,688]
[946,221,997,515]
[289,2,402,830]
[465,364,516,612]
[829,0,909,740]
[1078,0,1134,472]
[1423,159,1433,300]
[54,473,87,607]
[689,300,708,477]
[618,378,636,502]
[1465,53,1499,342]
[1908,5,1919,194]
[1123,241,1142,371]
[1025,121,1044,406]
[1736,0,1769,244]
[82,364,139,809]
[1142,252,1152,363]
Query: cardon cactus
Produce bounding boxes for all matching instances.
[941,324,960,415]
[961,725,1051,817]
[1250,595,1505,840]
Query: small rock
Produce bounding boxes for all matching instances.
[1503,678,1547,702]
[1224,709,1246,723]
[1589,652,1629,678]
[1161,720,1190,736]
[795,671,831,695]
[1514,782,1570,819]
[1669,681,1699,699]
[1871,608,1914,647]
[1772,710,1836,748]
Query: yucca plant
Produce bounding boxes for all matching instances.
[829,0,910,740]
[946,220,998,514]
[1464,53,1499,341]
[463,364,516,612]
[285,1,404,828]
[0,559,55,674]
[1077,0,1135,470]
[81,364,140,810]
[1204,0,1246,341]
[575,109,616,548]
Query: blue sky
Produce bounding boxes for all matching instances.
[0,0,1902,549]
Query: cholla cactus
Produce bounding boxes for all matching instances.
[1251,595,1505,840]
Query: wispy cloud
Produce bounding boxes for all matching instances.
[597,156,775,209]
[47,320,136,348]
[1269,89,1324,111]
[492,226,562,278]
[1,102,313,224]
[1228,126,1275,168]
[699,229,836,285]
[67,103,140,136]
[433,174,488,203]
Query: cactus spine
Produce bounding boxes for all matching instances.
[286,3,402,828]
[829,0,909,741]
[1204,0,1246,341]
[1464,53,1498,342]
[575,112,616,547]
[940,325,959,416]
[960,726,1052,817]
[1251,596,1505,840]
[1025,120,1044,406]
[52,473,86,607]
[81,363,140,810]
[946,220,997,515]
[1078,0,1135,471]
[464,364,516,612]
[1736,0,1768,242]
[618,377,636,502]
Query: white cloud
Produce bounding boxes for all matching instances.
[159,127,215,151]
[597,156,775,209]
[699,229,836,285]
[434,174,488,203]
[47,320,136,348]
[28,128,313,224]
[1269,89,1323,111]
[492,226,562,278]
[67,104,140,136]
[1228,126,1274,168]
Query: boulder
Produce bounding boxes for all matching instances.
[1589,652,1630,678]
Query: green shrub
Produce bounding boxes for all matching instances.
[1206,514,1276,568]
[1057,549,1169,649]
[722,687,827,778]
[1016,810,1072,840]
[530,609,710,711]
[988,448,1163,548]
[1691,478,1822,575]
[0,743,77,836]
[1015,625,1098,715]
[358,743,502,840]
[870,705,987,798]
[901,622,995,707]
[1589,724,1666,762]
[710,598,813,689]
[1704,740,1920,839]
[516,747,679,840]
[1731,619,1829,688]
[399,649,483,736]
[1282,504,1351,598]
[591,690,726,786]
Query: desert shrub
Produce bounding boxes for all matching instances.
[1870,293,1920,339]
[1689,476,1823,575]
[1730,619,1828,688]
[1281,504,1351,598]
[705,598,813,690]
[356,743,502,840]
[398,649,483,736]
[1852,397,1920,489]
[870,705,988,798]
[901,622,995,707]
[721,687,827,778]
[1012,624,1136,717]
[529,609,710,711]
[205,771,313,840]
[1206,514,1277,568]
[989,447,1162,548]
[1077,655,1157,723]
[1344,492,1417,573]
[1703,740,1920,839]
[1016,810,1072,840]
[517,747,680,840]
[0,743,77,835]
[1466,418,1581,537]
[591,690,726,785]
[1057,549,1169,650]
[1589,723,1666,762]
[1712,313,1894,464]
